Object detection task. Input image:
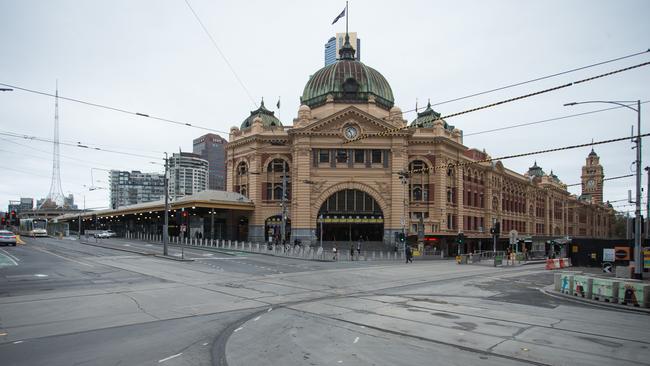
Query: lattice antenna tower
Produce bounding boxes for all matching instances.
[40,81,66,208]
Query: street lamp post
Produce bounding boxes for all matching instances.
[565,100,642,279]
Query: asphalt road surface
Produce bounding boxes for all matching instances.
[0,236,648,366]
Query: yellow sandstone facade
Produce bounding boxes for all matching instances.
[225,34,613,254]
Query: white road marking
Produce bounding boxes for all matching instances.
[30,247,93,267]
[338,361,343,364]
[124,244,131,247]
[0,248,20,262]
[158,353,182,363]
[34,274,48,278]
[267,307,273,312]
[253,316,261,321]
[353,337,359,344]
[202,342,208,346]
[202,253,214,256]
[13,340,23,344]
[0,250,19,266]
[234,327,244,332]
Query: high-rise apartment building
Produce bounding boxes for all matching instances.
[324,32,361,66]
[193,133,227,190]
[169,152,209,200]
[109,170,165,209]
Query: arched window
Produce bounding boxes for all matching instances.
[265,158,291,201]
[235,161,249,197]
[409,160,430,202]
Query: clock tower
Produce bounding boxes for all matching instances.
[581,149,604,203]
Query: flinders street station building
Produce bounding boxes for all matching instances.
[225,34,614,255]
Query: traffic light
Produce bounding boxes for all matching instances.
[182,211,188,218]
[398,232,405,243]
[490,222,501,235]
[10,211,16,225]
[456,233,465,245]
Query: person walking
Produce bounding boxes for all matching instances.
[332,246,338,261]
[356,238,362,257]
[405,246,413,263]
[350,245,355,261]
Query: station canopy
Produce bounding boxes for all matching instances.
[52,190,253,222]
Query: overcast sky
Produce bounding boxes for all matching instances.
[0,0,648,213]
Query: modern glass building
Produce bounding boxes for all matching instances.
[324,32,360,66]
[193,133,227,190]
[109,170,165,209]
[169,152,209,201]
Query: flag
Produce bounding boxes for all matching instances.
[276,98,281,109]
[332,7,346,24]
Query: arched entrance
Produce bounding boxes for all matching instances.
[316,189,383,243]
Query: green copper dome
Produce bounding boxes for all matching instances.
[240,100,283,129]
[410,101,454,131]
[301,35,394,110]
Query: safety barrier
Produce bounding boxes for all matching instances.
[545,258,571,270]
[554,271,650,308]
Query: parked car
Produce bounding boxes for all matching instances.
[95,231,110,239]
[0,230,17,246]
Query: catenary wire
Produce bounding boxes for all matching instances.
[565,174,634,187]
[0,82,231,135]
[404,134,650,176]
[345,61,650,144]
[184,0,257,107]
[0,131,163,161]
[426,49,650,109]
[464,101,649,137]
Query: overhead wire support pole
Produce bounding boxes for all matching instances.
[163,152,169,256]
[565,100,642,279]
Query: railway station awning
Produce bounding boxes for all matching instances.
[52,190,254,222]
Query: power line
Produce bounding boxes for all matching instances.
[406,133,650,176]
[0,82,231,136]
[346,60,650,144]
[0,131,163,161]
[565,174,634,187]
[464,101,649,137]
[428,49,650,109]
[184,0,257,107]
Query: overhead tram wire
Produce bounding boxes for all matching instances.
[565,174,634,187]
[0,131,163,161]
[403,133,650,176]
[464,101,650,137]
[427,48,650,109]
[0,82,231,136]
[344,60,650,144]
[395,49,650,117]
[184,0,257,108]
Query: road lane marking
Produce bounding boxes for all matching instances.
[34,274,48,278]
[13,340,23,344]
[353,337,359,344]
[202,343,208,346]
[0,250,18,267]
[30,247,93,267]
[267,307,273,312]
[234,327,244,332]
[253,316,261,321]
[158,353,182,363]
[0,332,7,336]
[0,248,20,262]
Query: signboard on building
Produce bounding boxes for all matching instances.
[614,246,631,261]
[603,248,615,262]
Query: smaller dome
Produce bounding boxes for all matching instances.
[527,161,545,177]
[410,101,453,131]
[241,99,283,129]
[588,148,598,157]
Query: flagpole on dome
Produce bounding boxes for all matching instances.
[345,1,350,38]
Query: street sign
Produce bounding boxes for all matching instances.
[509,230,518,245]
[180,225,186,232]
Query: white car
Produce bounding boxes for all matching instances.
[0,230,17,246]
[105,230,117,238]
[95,231,110,239]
